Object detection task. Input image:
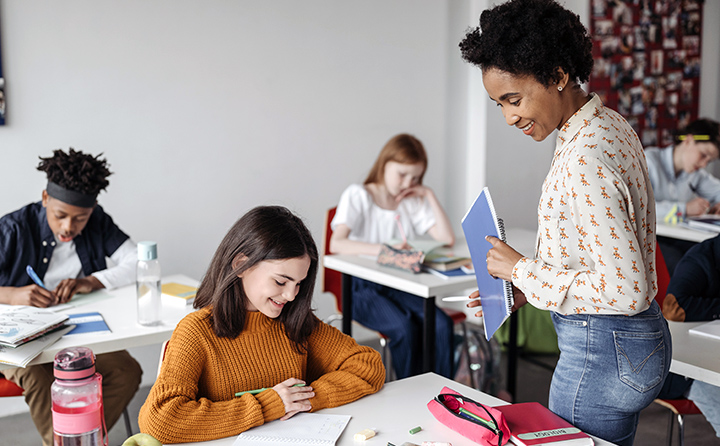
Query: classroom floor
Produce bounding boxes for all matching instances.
[2,345,719,445]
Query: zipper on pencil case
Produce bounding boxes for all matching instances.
[434,396,500,434]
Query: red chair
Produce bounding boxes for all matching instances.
[322,207,471,384]
[653,245,701,446]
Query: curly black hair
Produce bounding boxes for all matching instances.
[459,0,593,87]
[37,148,112,196]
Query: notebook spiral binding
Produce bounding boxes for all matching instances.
[492,213,514,313]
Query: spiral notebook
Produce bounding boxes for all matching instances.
[461,187,514,341]
[232,413,351,446]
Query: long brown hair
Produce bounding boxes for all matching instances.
[364,134,428,186]
[193,206,318,352]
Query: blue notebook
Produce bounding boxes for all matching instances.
[461,187,514,340]
[65,312,111,336]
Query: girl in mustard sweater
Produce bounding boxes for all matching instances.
[138,206,385,444]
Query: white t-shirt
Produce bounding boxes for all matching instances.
[331,184,436,244]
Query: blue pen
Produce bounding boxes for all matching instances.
[26,265,47,290]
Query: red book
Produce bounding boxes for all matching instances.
[495,402,594,446]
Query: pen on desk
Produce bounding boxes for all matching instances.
[26,265,47,290]
[458,407,496,430]
[395,215,408,246]
[442,296,472,302]
[235,382,305,397]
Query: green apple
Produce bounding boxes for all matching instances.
[122,433,162,446]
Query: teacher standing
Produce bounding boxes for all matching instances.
[459,1,670,445]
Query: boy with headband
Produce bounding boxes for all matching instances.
[0,148,143,446]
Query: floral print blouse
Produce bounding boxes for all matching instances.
[512,94,657,315]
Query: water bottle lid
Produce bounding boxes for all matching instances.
[138,241,158,261]
[53,347,96,380]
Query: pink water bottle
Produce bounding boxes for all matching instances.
[51,347,106,446]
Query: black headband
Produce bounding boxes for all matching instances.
[46,182,97,208]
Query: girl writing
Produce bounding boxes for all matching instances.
[329,133,456,379]
[139,206,385,444]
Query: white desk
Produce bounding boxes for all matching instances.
[322,254,477,373]
[0,274,197,371]
[656,223,717,243]
[668,320,720,387]
[169,372,615,446]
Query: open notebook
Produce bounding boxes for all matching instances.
[462,187,514,340]
[232,413,350,446]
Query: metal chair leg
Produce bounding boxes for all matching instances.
[379,336,391,382]
[122,407,133,437]
[665,410,674,446]
[677,413,685,446]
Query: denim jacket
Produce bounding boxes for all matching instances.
[0,202,129,287]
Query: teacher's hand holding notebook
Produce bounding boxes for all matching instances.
[468,236,528,316]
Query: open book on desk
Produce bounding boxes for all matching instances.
[685,214,720,233]
[0,304,69,347]
[461,187,514,341]
[0,325,74,367]
[232,412,350,446]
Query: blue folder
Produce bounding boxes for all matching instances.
[461,187,514,340]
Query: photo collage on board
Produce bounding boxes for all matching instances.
[588,0,703,148]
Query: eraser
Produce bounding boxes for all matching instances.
[409,426,422,434]
[354,428,377,441]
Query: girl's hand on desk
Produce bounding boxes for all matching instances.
[273,378,314,420]
[709,203,720,215]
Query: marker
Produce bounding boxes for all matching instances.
[409,426,422,434]
[235,382,305,397]
[458,408,496,430]
[441,296,474,302]
[26,265,47,290]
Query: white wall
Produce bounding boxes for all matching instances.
[0,0,452,310]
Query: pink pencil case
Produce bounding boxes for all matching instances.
[427,386,510,446]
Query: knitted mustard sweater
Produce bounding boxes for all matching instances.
[138,308,385,443]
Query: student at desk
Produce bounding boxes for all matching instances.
[138,206,384,444]
[0,148,142,446]
[329,133,456,379]
[459,1,670,444]
[658,233,720,438]
[645,118,720,273]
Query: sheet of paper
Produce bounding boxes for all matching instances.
[53,289,113,312]
[232,412,351,446]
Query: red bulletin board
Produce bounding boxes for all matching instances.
[588,0,703,148]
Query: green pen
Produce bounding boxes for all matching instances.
[458,407,496,430]
[235,382,305,397]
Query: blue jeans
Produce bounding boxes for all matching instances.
[549,300,671,446]
[351,277,454,379]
